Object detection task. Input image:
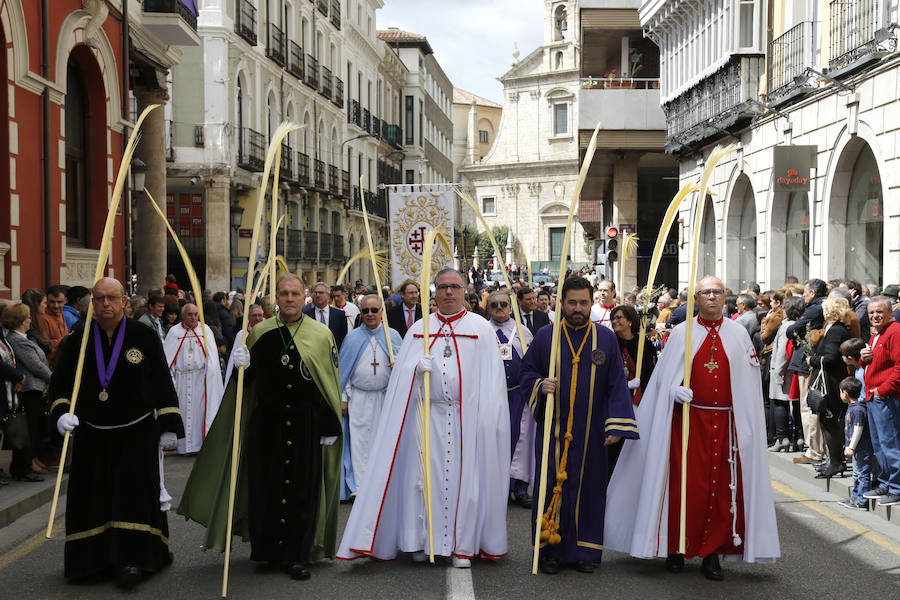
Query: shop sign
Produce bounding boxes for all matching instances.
[773,145,816,192]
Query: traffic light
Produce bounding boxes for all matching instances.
[605,225,619,263]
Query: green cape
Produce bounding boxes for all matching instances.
[176,316,342,560]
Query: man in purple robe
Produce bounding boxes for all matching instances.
[521,275,638,574]
[487,290,535,508]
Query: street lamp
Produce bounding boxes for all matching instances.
[127,157,148,294]
[131,157,148,192]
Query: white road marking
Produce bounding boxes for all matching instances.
[446,564,476,600]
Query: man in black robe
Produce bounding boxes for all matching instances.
[178,274,343,582]
[50,277,184,588]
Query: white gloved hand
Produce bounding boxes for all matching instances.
[232,345,251,368]
[417,354,433,373]
[320,436,338,446]
[671,386,693,404]
[159,432,178,451]
[56,413,79,435]
[627,378,641,391]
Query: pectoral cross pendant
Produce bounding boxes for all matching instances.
[371,354,380,375]
[704,359,719,373]
[443,343,452,358]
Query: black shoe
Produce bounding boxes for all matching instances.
[515,493,533,509]
[815,465,845,479]
[541,557,560,575]
[701,554,723,581]
[288,562,310,581]
[13,472,44,482]
[665,554,684,574]
[863,485,889,499]
[574,560,594,573]
[116,565,142,588]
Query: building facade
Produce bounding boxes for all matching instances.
[0,0,196,298]
[643,0,898,290]
[451,87,502,181]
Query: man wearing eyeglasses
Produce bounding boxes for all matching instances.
[487,291,535,508]
[606,276,779,581]
[49,277,185,588]
[339,268,510,568]
[337,295,402,488]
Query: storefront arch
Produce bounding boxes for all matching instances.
[725,173,757,291]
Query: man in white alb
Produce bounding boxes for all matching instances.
[338,295,402,487]
[163,304,223,454]
[590,280,617,330]
[338,269,509,568]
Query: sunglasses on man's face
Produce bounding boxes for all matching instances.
[360,307,380,315]
[489,301,509,309]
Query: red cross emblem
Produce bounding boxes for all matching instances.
[408,225,427,255]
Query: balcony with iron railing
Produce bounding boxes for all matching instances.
[372,116,381,140]
[317,0,329,17]
[314,159,325,189]
[280,143,294,180]
[767,21,816,100]
[235,0,258,46]
[348,186,362,212]
[662,54,764,154]
[286,229,303,260]
[332,234,345,261]
[380,119,389,140]
[267,23,285,66]
[365,190,386,219]
[142,0,199,46]
[320,232,332,260]
[297,152,310,185]
[331,0,342,29]
[320,67,333,101]
[305,55,319,89]
[333,77,344,108]
[341,169,350,197]
[328,165,338,193]
[288,41,304,79]
[349,99,361,127]
[238,128,266,171]
[303,233,318,260]
[828,0,896,71]
[362,108,371,133]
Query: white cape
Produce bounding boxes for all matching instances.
[163,322,224,454]
[338,311,510,560]
[604,317,780,563]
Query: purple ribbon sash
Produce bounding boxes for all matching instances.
[93,318,127,390]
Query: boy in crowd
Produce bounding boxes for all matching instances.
[838,377,873,511]
[840,338,867,398]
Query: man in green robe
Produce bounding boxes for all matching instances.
[178,274,342,581]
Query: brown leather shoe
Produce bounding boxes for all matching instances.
[793,456,819,464]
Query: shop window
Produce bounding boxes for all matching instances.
[845,146,883,284]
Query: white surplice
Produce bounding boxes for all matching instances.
[337,310,510,561]
[163,322,224,454]
[345,337,392,487]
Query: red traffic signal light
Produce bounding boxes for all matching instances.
[606,226,619,239]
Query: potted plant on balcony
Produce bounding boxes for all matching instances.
[605,69,620,88]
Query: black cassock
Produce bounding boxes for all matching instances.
[244,327,342,564]
[50,318,184,579]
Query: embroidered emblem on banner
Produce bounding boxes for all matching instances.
[591,348,606,366]
[391,193,452,280]
[331,345,339,369]
[125,348,144,365]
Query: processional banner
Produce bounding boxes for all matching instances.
[388,184,456,288]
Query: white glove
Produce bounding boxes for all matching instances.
[232,345,251,368]
[417,354,433,373]
[627,378,641,390]
[320,436,338,446]
[57,413,79,435]
[671,386,693,404]
[159,432,178,451]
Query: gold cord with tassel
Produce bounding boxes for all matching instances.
[539,321,592,545]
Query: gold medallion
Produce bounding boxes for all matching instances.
[125,347,144,365]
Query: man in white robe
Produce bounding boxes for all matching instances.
[605,276,779,579]
[338,268,509,568]
[339,295,403,488]
[164,304,224,454]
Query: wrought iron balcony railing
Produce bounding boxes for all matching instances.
[238,127,265,171]
[372,116,381,140]
[267,23,285,66]
[332,233,344,261]
[362,108,371,133]
[286,229,303,260]
[297,152,310,185]
[333,77,344,108]
[385,124,402,146]
[331,0,342,29]
[304,54,319,89]
[143,0,198,30]
[317,0,329,17]
[280,142,294,180]
[235,0,257,46]
[349,99,361,127]
[320,66,333,101]
[328,165,338,193]
[341,169,350,197]
[314,158,326,189]
[828,0,895,70]
[288,41,304,80]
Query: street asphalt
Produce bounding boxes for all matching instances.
[1,453,898,599]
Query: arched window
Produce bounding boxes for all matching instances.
[554,5,568,41]
[845,145,883,284]
[700,199,716,277]
[785,192,810,282]
[726,177,756,290]
[555,51,563,70]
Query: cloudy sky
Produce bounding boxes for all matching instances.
[376,0,545,103]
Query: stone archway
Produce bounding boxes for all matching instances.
[725,173,757,291]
